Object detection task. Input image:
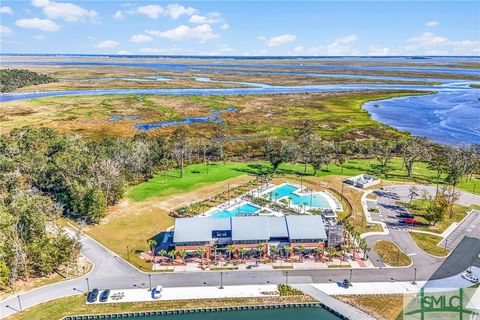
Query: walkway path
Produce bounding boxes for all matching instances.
[293,284,375,320]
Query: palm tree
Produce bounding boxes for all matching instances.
[256,243,265,261]
[340,244,348,261]
[359,239,370,260]
[146,239,157,257]
[313,246,324,262]
[226,245,235,262]
[327,246,336,262]
[270,245,279,261]
[167,250,177,263]
[178,249,187,263]
[284,245,292,262]
[237,247,247,263]
[297,245,306,262]
[158,249,167,264]
[196,247,206,267]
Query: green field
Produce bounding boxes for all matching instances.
[374,240,412,267]
[409,232,449,257]
[128,158,478,202]
[127,162,254,201]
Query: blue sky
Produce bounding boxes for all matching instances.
[1,1,479,55]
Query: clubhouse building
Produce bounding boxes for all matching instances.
[172,215,329,259]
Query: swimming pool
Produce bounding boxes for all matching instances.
[265,184,332,209]
[210,203,261,218]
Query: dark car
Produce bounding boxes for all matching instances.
[87,289,99,303]
[397,212,414,218]
[99,289,110,302]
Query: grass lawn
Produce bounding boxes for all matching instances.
[409,232,449,257]
[336,294,405,320]
[127,162,256,202]
[406,199,474,234]
[373,240,412,267]
[7,294,315,320]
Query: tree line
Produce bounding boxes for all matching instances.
[0,69,57,92]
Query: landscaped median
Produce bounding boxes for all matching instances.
[409,232,449,257]
[373,241,412,267]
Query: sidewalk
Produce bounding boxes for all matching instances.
[89,284,279,304]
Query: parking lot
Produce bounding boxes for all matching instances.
[367,189,416,230]
[439,210,480,250]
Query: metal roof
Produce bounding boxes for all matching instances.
[173,215,327,243]
[285,215,327,240]
[231,216,270,241]
[268,216,288,238]
[173,218,212,243]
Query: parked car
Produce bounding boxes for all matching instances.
[462,272,479,283]
[87,289,99,303]
[152,285,163,299]
[397,212,414,218]
[400,218,418,225]
[99,289,110,302]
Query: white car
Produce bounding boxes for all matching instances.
[462,272,479,283]
[152,285,163,299]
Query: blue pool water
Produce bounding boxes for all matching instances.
[266,184,332,209]
[210,203,260,218]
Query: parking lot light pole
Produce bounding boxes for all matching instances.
[412,268,417,285]
[86,277,90,292]
[148,274,152,290]
[349,269,353,283]
[219,272,224,289]
[444,239,448,253]
[285,271,289,285]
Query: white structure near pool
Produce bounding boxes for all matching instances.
[345,174,380,189]
[201,182,342,219]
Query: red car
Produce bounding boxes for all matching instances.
[400,218,418,225]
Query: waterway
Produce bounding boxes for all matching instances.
[102,306,341,320]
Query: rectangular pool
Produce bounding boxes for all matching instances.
[210,203,261,218]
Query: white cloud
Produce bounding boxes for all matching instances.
[293,46,304,53]
[426,20,439,27]
[113,10,124,20]
[405,32,479,55]
[408,32,448,47]
[136,5,164,18]
[94,40,119,48]
[117,50,131,55]
[189,12,224,25]
[220,23,229,30]
[33,34,46,40]
[0,6,13,14]
[32,0,98,23]
[146,24,218,42]
[129,34,152,43]
[264,34,296,47]
[16,18,60,32]
[165,4,196,19]
[368,45,393,56]
[309,34,359,55]
[1,25,13,35]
